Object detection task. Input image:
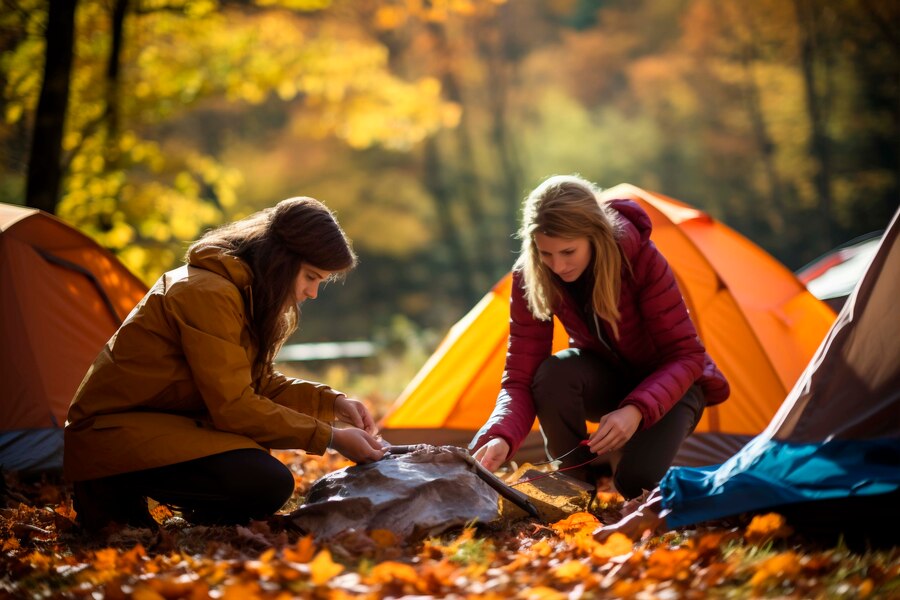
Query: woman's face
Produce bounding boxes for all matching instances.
[294,263,333,305]
[534,233,592,282]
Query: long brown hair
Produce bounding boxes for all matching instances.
[516,175,627,338]
[188,197,357,374]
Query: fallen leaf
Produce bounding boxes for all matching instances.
[552,558,591,582]
[590,533,633,563]
[221,580,264,600]
[550,512,600,536]
[645,547,695,581]
[750,551,801,592]
[283,535,316,563]
[744,513,792,545]
[517,586,568,600]
[309,549,344,585]
[366,560,420,586]
[131,585,165,600]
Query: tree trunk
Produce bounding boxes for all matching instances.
[427,22,496,292]
[422,137,478,304]
[481,8,525,267]
[25,0,78,214]
[104,0,129,163]
[735,3,786,231]
[793,0,834,249]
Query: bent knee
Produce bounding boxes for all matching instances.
[227,455,295,513]
[614,468,663,500]
[532,353,583,396]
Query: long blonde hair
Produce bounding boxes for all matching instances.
[515,174,627,339]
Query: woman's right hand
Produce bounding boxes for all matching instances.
[472,437,510,472]
[331,428,386,464]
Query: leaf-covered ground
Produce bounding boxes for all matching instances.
[2,450,898,599]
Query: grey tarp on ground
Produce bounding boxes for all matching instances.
[289,445,500,540]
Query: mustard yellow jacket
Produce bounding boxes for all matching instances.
[64,246,339,481]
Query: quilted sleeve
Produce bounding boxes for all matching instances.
[621,240,707,428]
[470,271,554,458]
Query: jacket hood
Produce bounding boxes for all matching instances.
[606,198,652,260]
[187,245,253,289]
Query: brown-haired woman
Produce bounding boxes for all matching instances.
[470,175,730,498]
[65,197,385,530]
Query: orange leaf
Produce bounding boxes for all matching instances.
[131,586,166,600]
[365,560,420,586]
[149,503,173,523]
[695,532,729,558]
[221,581,264,600]
[594,491,625,508]
[26,550,53,571]
[421,559,458,588]
[528,538,556,558]
[590,533,633,563]
[744,513,792,545]
[283,535,316,563]
[309,549,344,586]
[550,512,600,536]
[54,502,77,521]
[519,586,568,600]
[611,579,649,597]
[93,548,118,571]
[502,553,531,572]
[120,544,147,571]
[645,547,695,581]
[552,559,591,582]
[749,551,801,591]
[144,575,203,598]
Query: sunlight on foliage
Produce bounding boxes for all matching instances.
[1,0,462,284]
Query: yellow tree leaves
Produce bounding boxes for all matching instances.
[2,0,466,283]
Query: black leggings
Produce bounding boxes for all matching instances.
[532,348,706,499]
[73,449,294,529]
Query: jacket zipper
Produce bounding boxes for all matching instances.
[593,312,612,354]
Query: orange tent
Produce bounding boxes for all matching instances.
[0,203,147,473]
[381,184,837,466]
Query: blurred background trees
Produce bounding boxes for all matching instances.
[2,0,898,400]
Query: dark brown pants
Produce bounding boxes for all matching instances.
[532,348,706,499]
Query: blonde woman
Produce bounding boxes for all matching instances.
[471,175,730,498]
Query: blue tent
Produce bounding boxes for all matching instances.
[660,209,900,538]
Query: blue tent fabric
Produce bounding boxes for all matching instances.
[0,429,64,473]
[660,208,900,529]
[661,438,900,528]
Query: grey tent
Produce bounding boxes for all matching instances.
[660,209,900,546]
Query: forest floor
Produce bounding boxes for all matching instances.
[2,450,898,599]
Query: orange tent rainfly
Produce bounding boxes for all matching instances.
[0,203,147,473]
[381,184,837,466]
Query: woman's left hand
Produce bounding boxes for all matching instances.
[334,394,378,435]
[587,405,642,455]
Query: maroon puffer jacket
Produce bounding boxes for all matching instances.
[471,199,730,458]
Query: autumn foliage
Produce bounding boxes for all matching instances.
[3,451,898,599]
